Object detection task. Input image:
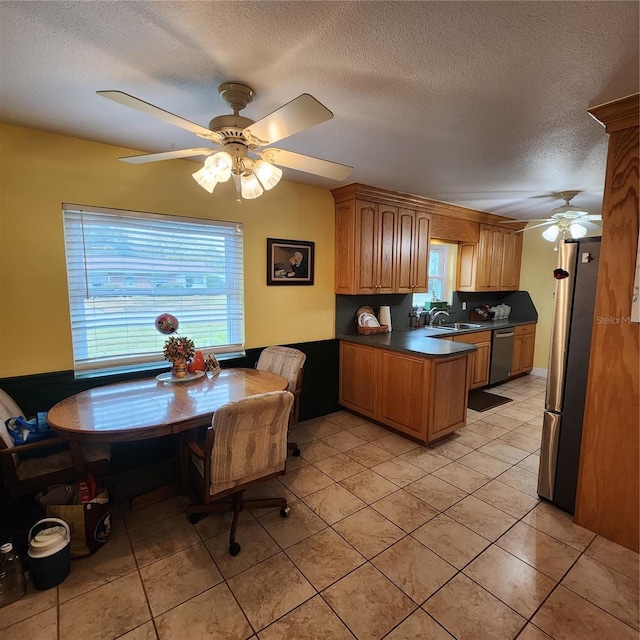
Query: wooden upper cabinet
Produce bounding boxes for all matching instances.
[499,228,523,290]
[395,209,431,293]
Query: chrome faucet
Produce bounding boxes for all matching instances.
[428,309,450,326]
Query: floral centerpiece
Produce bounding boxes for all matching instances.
[163,336,195,378]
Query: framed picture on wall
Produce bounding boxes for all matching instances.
[267,238,314,286]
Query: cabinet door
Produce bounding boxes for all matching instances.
[335,200,356,293]
[511,336,523,376]
[376,350,428,439]
[520,333,535,372]
[377,205,397,293]
[456,243,477,291]
[428,355,468,442]
[355,201,378,294]
[395,208,415,293]
[339,342,376,416]
[471,342,491,388]
[475,225,496,290]
[499,229,522,290]
[412,211,430,292]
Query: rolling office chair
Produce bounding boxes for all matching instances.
[184,390,294,556]
[255,346,306,456]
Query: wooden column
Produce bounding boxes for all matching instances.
[574,94,639,552]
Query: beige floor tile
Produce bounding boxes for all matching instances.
[346,442,395,467]
[258,499,326,549]
[227,552,315,631]
[456,450,512,478]
[154,582,252,640]
[278,465,334,498]
[204,519,280,579]
[333,507,405,559]
[303,482,366,525]
[59,572,150,640]
[405,475,467,511]
[140,543,222,616]
[109,506,127,537]
[324,411,361,428]
[497,430,541,453]
[412,514,490,569]
[562,555,639,630]
[522,502,596,551]
[257,596,354,640]
[532,585,638,640]
[495,466,539,498]
[285,527,365,591]
[478,440,530,464]
[375,433,420,456]
[465,420,510,439]
[464,545,555,617]
[245,477,296,504]
[119,622,158,640]
[59,533,137,603]
[129,512,201,567]
[496,521,580,581]
[516,453,540,474]
[373,536,456,604]
[513,422,543,440]
[425,573,525,640]
[122,497,184,532]
[497,405,540,422]
[2,607,56,640]
[585,535,640,582]
[282,454,307,473]
[371,457,427,487]
[473,479,539,518]
[287,425,317,444]
[339,468,398,503]
[322,430,368,452]
[445,495,516,541]
[313,452,367,481]
[384,609,454,639]
[371,489,439,533]
[428,438,474,460]
[516,624,552,640]
[347,421,390,442]
[323,563,416,640]
[193,508,254,541]
[447,428,493,449]
[299,439,340,463]
[399,447,451,473]
[0,578,57,630]
[302,418,344,438]
[433,461,492,492]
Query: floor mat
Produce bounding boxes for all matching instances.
[468,390,513,412]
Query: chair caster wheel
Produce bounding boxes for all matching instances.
[280,506,290,518]
[188,513,203,524]
[229,542,241,556]
[292,448,301,457]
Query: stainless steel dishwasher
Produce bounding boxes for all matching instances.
[489,328,515,385]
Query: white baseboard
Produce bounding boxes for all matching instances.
[530,367,548,378]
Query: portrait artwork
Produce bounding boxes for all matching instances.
[267,238,315,286]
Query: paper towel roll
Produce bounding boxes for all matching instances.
[379,305,392,332]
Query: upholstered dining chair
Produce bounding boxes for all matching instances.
[184,390,294,556]
[255,346,306,456]
[0,387,111,498]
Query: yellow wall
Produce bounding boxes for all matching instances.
[0,124,335,377]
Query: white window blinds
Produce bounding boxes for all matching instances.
[63,205,244,375]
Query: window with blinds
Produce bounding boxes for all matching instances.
[62,204,244,375]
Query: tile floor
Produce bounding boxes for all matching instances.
[2,375,638,640]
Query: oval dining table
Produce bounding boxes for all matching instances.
[47,368,288,508]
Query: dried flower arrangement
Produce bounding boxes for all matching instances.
[163,336,195,364]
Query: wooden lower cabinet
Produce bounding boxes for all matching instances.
[511,324,536,376]
[452,331,491,389]
[339,341,468,444]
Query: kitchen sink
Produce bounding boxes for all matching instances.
[430,322,485,330]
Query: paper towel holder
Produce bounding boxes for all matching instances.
[379,305,392,333]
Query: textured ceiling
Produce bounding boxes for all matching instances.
[1,1,638,222]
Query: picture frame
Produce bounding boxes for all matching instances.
[267,238,315,286]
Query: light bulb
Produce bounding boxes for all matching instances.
[542,225,560,242]
[569,223,587,239]
[253,160,282,190]
[206,151,233,182]
[192,165,219,193]
[240,172,264,199]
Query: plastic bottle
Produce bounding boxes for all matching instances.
[0,542,26,608]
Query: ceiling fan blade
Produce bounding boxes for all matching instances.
[119,148,215,164]
[260,148,353,181]
[97,90,223,143]
[518,221,557,232]
[243,94,333,146]
[583,214,603,221]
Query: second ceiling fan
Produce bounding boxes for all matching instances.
[98,82,353,201]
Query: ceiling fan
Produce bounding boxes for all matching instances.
[501,191,602,248]
[97,82,353,201]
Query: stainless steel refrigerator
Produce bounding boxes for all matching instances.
[537,237,601,513]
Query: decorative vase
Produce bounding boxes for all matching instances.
[171,359,187,378]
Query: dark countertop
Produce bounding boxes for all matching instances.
[337,318,537,358]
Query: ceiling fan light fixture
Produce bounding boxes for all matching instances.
[569,223,587,239]
[542,224,560,242]
[240,172,264,199]
[253,159,282,191]
[192,165,220,193]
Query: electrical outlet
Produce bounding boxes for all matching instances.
[462,302,467,311]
